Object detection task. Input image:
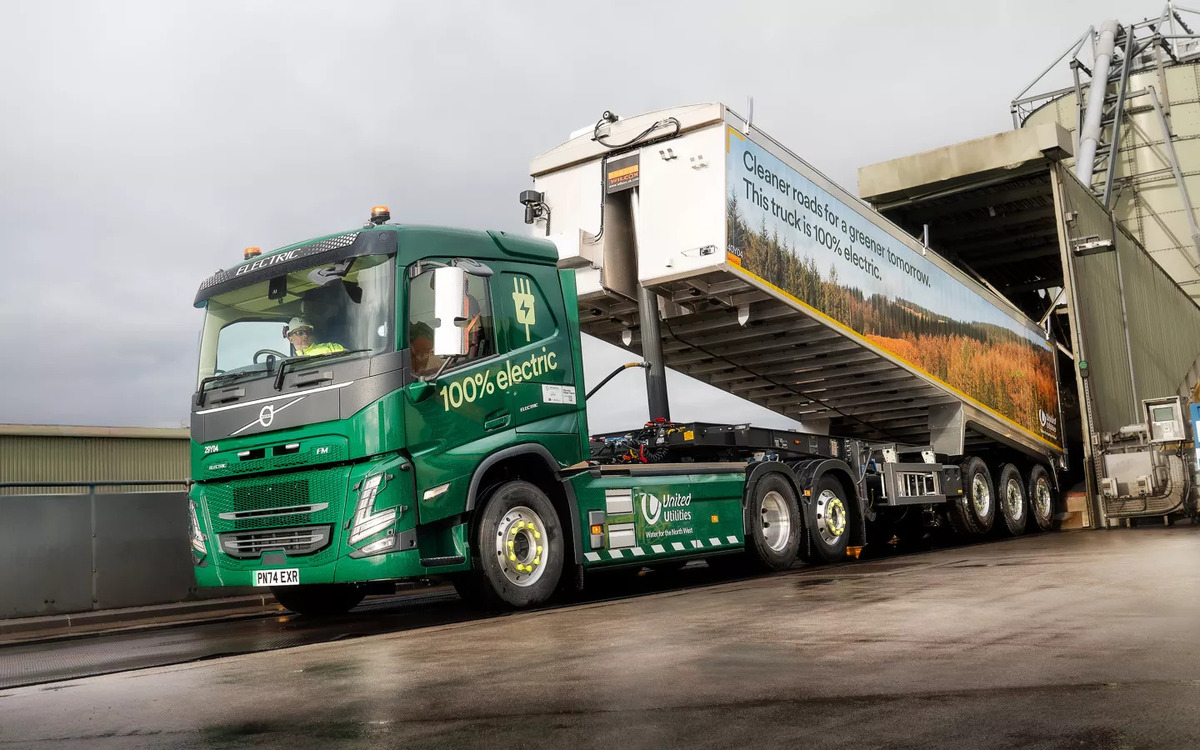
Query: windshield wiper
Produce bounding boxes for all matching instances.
[273,349,371,391]
[197,370,266,406]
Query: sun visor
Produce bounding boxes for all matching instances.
[194,230,397,307]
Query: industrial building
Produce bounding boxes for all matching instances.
[0,424,189,495]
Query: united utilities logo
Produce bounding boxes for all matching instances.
[1038,409,1058,436]
[640,491,693,525]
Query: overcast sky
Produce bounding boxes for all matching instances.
[0,0,1145,431]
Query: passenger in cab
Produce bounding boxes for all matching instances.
[409,321,443,376]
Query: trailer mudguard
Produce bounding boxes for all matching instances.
[742,461,803,535]
[789,458,867,548]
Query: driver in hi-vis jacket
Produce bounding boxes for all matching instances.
[284,317,345,356]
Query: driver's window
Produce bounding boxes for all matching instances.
[408,269,495,377]
[216,321,288,373]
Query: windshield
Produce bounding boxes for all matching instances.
[196,254,394,388]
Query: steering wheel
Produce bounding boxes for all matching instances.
[253,349,288,364]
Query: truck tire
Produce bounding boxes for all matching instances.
[471,480,564,609]
[996,463,1027,536]
[1027,464,1055,533]
[271,584,365,616]
[804,475,852,563]
[946,456,995,537]
[745,473,803,571]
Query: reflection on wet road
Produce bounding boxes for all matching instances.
[2,529,1199,749]
[0,560,790,690]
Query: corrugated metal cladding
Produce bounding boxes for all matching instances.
[0,426,189,495]
[1059,167,1200,433]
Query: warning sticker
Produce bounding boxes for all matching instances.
[542,384,577,405]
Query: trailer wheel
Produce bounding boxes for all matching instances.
[996,463,1027,536]
[471,480,564,609]
[805,476,852,563]
[946,457,995,536]
[745,473,802,571]
[1027,464,1056,532]
[271,584,365,616]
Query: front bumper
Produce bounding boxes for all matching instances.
[190,455,427,585]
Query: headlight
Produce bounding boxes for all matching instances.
[348,473,398,545]
[189,502,207,557]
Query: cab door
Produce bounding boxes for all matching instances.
[403,263,509,525]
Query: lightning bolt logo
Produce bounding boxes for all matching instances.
[512,277,536,342]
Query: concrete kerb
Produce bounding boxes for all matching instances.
[0,594,281,644]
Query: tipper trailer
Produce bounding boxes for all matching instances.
[187,104,1066,615]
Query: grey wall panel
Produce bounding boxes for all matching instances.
[1060,171,1137,433]
[93,492,193,610]
[1059,169,1200,434]
[1116,223,1200,402]
[0,495,93,618]
[1,491,259,619]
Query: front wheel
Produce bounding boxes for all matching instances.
[272,584,365,616]
[804,476,852,563]
[470,480,565,610]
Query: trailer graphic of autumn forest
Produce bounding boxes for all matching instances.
[726,194,1060,442]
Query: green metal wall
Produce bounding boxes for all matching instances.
[1059,167,1200,433]
[0,427,189,495]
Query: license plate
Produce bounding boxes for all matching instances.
[254,568,299,586]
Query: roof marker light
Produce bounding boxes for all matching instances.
[244,247,262,260]
[369,205,391,225]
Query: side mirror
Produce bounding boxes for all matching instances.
[431,266,468,358]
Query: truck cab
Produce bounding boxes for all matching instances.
[189,214,591,612]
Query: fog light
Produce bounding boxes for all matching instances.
[357,533,397,556]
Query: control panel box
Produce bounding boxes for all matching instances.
[1144,397,1187,443]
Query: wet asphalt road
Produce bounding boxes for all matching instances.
[1,528,1199,748]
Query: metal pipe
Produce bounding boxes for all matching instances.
[1076,20,1121,184]
[1102,27,1135,208]
[1013,82,1086,107]
[1039,288,1067,327]
[90,484,98,609]
[629,188,670,421]
[1072,63,1085,141]
[1147,85,1200,272]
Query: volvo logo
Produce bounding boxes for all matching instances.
[230,396,306,436]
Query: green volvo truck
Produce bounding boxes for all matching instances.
[188,104,1065,614]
